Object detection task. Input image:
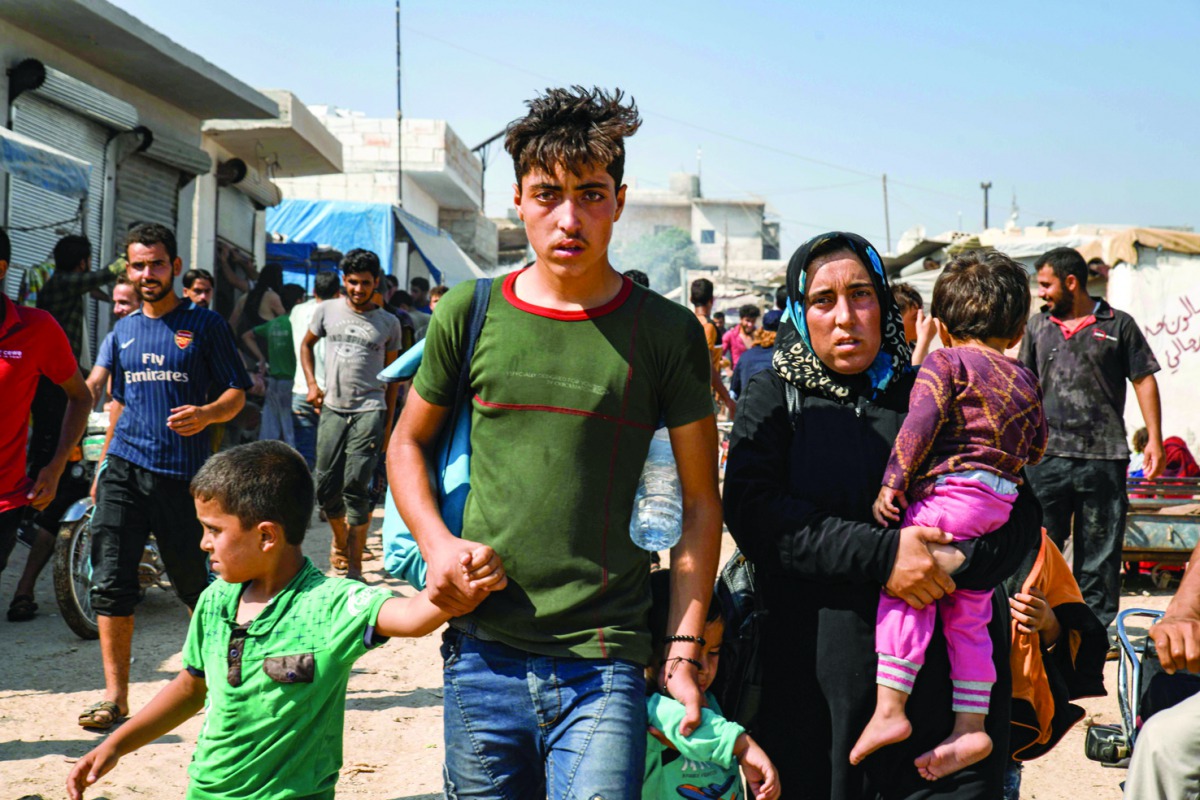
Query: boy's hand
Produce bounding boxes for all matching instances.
[461,545,507,592]
[873,486,907,526]
[735,734,781,800]
[167,405,210,436]
[1010,587,1057,635]
[66,743,120,800]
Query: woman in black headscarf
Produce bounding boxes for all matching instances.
[723,233,1041,799]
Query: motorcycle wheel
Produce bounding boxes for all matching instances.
[53,513,100,640]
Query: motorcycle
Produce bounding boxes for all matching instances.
[50,411,170,640]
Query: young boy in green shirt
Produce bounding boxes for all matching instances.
[67,440,504,800]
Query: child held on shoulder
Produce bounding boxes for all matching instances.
[643,569,780,800]
[67,440,504,800]
[850,250,1047,780]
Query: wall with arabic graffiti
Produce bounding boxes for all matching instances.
[1108,247,1200,454]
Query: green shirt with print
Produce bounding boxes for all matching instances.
[252,315,297,380]
[181,558,390,800]
[413,271,712,664]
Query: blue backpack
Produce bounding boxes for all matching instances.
[377,278,492,588]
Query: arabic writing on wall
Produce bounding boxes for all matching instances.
[1143,294,1200,372]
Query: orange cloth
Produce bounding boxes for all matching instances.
[1009,533,1084,756]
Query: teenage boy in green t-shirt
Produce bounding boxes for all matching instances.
[242,284,305,446]
[390,86,723,799]
[67,441,504,800]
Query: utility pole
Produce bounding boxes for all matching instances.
[395,0,403,208]
[881,173,892,254]
[980,181,993,230]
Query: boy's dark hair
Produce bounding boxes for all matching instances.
[384,274,399,290]
[340,248,381,279]
[648,569,724,668]
[738,304,760,321]
[280,283,306,312]
[1132,427,1149,453]
[712,311,725,323]
[505,86,641,187]
[1035,246,1089,286]
[932,250,1031,341]
[190,441,314,546]
[0,225,9,263]
[623,269,650,288]
[313,270,340,300]
[182,268,214,289]
[774,284,787,310]
[126,222,177,262]
[892,282,923,313]
[409,275,430,292]
[690,277,714,307]
[54,235,91,272]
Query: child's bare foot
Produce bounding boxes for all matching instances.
[914,729,992,780]
[850,708,912,765]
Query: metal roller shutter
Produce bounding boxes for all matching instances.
[8,95,106,271]
[114,154,180,244]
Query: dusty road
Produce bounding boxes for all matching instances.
[0,510,1171,799]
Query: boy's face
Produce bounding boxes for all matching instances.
[901,306,918,344]
[697,617,725,693]
[196,497,274,584]
[514,161,626,279]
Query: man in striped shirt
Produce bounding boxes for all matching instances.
[80,223,250,732]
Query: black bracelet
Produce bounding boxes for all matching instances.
[663,634,707,647]
[666,655,704,671]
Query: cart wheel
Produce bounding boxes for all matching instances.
[1151,564,1174,590]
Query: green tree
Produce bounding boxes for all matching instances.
[614,227,701,294]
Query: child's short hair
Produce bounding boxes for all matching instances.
[648,569,724,665]
[1132,427,1149,453]
[429,284,450,300]
[505,86,641,187]
[190,441,314,545]
[931,250,1031,341]
[892,282,923,314]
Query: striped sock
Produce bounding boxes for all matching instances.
[951,680,992,714]
[877,655,920,694]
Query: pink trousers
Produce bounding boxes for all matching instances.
[876,477,1016,714]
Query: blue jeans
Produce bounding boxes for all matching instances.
[440,624,647,800]
[1002,761,1022,800]
[291,394,318,469]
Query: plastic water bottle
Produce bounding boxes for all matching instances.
[630,429,683,551]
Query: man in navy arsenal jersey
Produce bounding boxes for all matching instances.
[79,223,250,732]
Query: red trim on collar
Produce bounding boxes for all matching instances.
[1049,314,1097,340]
[502,268,632,321]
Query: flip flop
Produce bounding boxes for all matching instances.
[330,546,349,572]
[6,594,37,622]
[361,547,377,562]
[78,700,126,731]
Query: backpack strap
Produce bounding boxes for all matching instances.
[441,278,493,463]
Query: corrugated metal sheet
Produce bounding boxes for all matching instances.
[142,133,212,176]
[114,154,180,245]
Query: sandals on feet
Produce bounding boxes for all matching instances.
[6,594,37,622]
[79,700,126,731]
[330,546,349,572]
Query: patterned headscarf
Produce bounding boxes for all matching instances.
[771,231,912,402]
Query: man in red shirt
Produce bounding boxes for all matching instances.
[0,226,93,621]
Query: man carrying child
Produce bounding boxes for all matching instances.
[391,86,723,799]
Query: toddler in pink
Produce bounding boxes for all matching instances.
[850,251,1047,780]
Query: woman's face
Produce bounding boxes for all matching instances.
[803,251,882,375]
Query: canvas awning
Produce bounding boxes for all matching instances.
[395,206,485,285]
[0,125,91,199]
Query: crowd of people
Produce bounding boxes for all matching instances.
[0,84,1193,800]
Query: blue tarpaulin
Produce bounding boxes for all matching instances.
[266,198,484,286]
[266,240,339,293]
[0,126,91,198]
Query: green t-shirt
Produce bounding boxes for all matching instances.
[181,559,390,800]
[252,315,296,380]
[644,692,745,800]
[413,270,712,663]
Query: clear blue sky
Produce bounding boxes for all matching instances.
[113,0,1199,256]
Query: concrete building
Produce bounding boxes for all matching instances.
[275,108,498,278]
[614,172,784,308]
[0,0,340,358]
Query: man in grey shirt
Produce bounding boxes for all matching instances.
[300,249,402,581]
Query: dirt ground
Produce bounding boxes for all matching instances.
[0,510,1174,799]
